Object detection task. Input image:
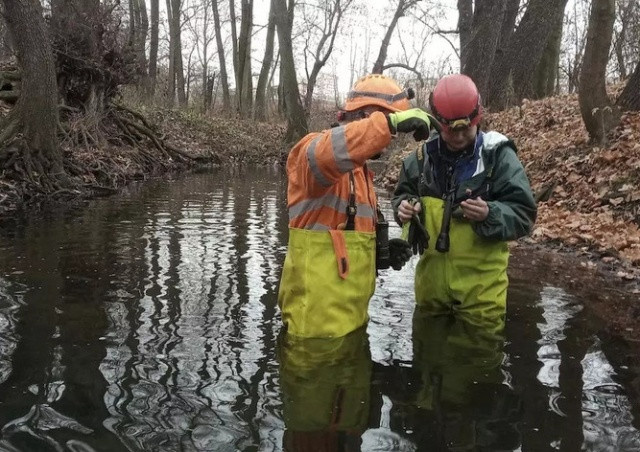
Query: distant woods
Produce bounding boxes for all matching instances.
[0,0,639,158]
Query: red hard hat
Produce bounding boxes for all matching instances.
[429,74,482,131]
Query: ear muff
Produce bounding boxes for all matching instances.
[336,110,368,123]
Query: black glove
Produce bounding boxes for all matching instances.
[388,238,413,270]
[387,108,434,141]
[407,213,429,255]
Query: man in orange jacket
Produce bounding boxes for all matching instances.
[278,74,433,338]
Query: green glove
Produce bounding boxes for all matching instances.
[387,108,433,141]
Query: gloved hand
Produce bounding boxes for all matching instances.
[387,108,433,141]
[388,238,413,270]
[407,213,429,255]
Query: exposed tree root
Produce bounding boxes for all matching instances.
[0,109,22,150]
[0,99,210,215]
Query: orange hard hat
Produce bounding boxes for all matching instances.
[343,74,413,112]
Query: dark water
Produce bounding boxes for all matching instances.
[0,167,639,452]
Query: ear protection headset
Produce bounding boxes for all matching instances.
[336,87,415,123]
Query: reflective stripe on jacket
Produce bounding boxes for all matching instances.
[286,112,390,232]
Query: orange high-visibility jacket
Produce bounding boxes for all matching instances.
[278,112,392,338]
[286,111,391,231]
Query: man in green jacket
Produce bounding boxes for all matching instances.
[392,74,536,326]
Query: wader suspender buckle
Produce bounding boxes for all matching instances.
[345,171,357,230]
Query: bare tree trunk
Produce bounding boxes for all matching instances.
[229,0,239,110]
[457,0,473,69]
[136,0,149,83]
[534,14,563,98]
[255,0,276,121]
[486,0,569,110]
[204,72,215,112]
[268,50,280,116]
[128,0,136,48]
[274,0,308,142]
[617,60,640,110]
[230,0,254,117]
[613,0,636,80]
[172,0,187,106]
[165,0,176,105]
[372,0,420,74]
[1,0,63,174]
[130,0,148,88]
[487,0,519,93]
[238,0,253,116]
[186,46,194,103]
[579,0,618,143]
[148,0,159,96]
[348,36,358,89]
[497,0,519,49]
[201,2,210,112]
[460,0,507,96]
[212,0,231,110]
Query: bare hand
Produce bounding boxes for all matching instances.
[460,196,489,222]
[398,199,421,223]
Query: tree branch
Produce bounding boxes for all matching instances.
[381,63,425,87]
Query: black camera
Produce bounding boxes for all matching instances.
[375,212,391,270]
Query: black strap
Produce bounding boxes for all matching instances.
[416,139,510,204]
[345,171,357,231]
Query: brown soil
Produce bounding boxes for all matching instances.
[509,241,640,352]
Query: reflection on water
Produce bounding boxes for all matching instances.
[0,278,23,386]
[278,327,372,451]
[0,168,638,451]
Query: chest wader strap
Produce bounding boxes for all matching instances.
[329,229,349,279]
[417,146,425,198]
[345,171,357,231]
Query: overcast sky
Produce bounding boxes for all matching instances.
[160,0,460,95]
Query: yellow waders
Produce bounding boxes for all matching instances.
[278,228,376,338]
[405,197,509,326]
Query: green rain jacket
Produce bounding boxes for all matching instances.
[392,131,536,323]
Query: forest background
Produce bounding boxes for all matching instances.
[0,0,639,291]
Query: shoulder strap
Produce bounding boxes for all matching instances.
[345,171,357,230]
[416,144,425,173]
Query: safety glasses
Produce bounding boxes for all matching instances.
[444,117,473,131]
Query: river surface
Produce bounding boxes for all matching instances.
[0,167,639,451]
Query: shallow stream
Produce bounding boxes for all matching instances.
[0,168,639,451]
